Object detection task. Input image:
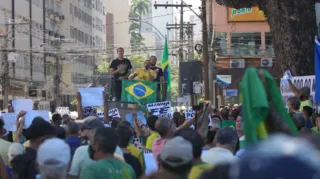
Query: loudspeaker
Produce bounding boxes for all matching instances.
[179,61,203,94]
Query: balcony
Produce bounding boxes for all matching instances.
[230,44,262,57]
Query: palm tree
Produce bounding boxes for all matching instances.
[129,0,151,53]
[216,0,316,76]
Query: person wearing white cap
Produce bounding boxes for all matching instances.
[6,143,24,178]
[36,138,71,179]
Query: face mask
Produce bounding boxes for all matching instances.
[88,145,96,160]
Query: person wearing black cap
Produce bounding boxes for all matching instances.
[11,117,57,179]
[68,116,124,179]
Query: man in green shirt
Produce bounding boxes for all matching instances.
[80,128,136,179]
[220,108,236,129]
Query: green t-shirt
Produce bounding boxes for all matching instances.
[220,120,236,129]
[80,158,136,179]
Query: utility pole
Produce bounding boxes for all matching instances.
[29,0,33,79]
[154,1,192,63]
[1,24,9,110]
[208,0,215,104]
[201,0,210,100]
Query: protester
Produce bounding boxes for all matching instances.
[145,116,160,150]
[287,96,301,117]
[115,124,143,178]
[302,106,313,129]
[311,114,320,134]
[65,122,81,158]
[203,130,216,150]
[152,118,176,166]
[235,113,246,157]
[109,47,133,100]
[6,143,24,179]
[152,136,193,179]
[0,117,12,166]
[129,60,156,81]
[118,121,146,172]
[68,116,124,179]
[79,128,135,179]
[174,129,212,179]
[220,108,235,129]
[201,127,238,165]
[36,138,71,179]
[288,79,312,111]
[11,117,57,179]
[0,156,10,179]
[292,112,306,131]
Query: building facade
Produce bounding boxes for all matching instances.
[0,0,66,110]
[59,0,106,106]
[209,2,276,105]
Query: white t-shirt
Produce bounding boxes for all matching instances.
[68,145,124,176]
[201,147,237,165]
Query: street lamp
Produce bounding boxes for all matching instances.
[129,17,166,39]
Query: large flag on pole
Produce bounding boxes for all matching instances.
[162,37,171,91]
[315,37,320,102]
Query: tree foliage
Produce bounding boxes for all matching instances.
[129,0,151,53]
[216,0,317,76]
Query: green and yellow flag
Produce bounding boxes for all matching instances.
[121,80,157,104]
[162,38,171,91]
[240,67,298,146]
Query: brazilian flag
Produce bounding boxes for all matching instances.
[121,80,157,104]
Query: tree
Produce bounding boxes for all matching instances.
[129,0,151,53]
[216,0,317,75]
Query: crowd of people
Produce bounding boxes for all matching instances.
[0,48,320,179]
[0,91,319,179]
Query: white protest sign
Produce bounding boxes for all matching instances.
[280,75,315,108]
[109,108,120,118]
[144,153,158,176]
[147,101,171,117]
[79,87,104,107]
[1,113,17,131]
[97,108,121,119]
[56,107,70,115]
[12,99,33,112]
[24,110,50,128]
[185,110,195,120]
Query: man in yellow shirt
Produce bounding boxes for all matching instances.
[288,79,312,111]
[145,116,160,150]
[174,129,212,179]
[129,60,156,81]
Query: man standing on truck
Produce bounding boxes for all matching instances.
[109,48,133,100]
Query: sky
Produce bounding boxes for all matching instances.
[182,0,202,21]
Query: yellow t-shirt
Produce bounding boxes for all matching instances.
[23,140,30,148]
[188,162,213,179]
[136,68,155,81]
[299,100,312,112]
[146,132,160,150]
[127,144,146,171]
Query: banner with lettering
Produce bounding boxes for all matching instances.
[280,75,315,108]
[185,110,195,120]
[97,108,121,119]
[147,101,172,117]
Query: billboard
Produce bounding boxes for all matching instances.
[227,7,266,22]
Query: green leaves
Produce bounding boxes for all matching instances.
[129,0,151,53]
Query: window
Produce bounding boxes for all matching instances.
[70,3,73,15]
[265,32,275,57]
[215,32,227,56]
[231,32,261,56]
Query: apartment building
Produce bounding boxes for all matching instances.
[0,0,65,109]
[59,0,106,106]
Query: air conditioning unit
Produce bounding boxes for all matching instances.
[230,59,245,68]
[260,58,273,67]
